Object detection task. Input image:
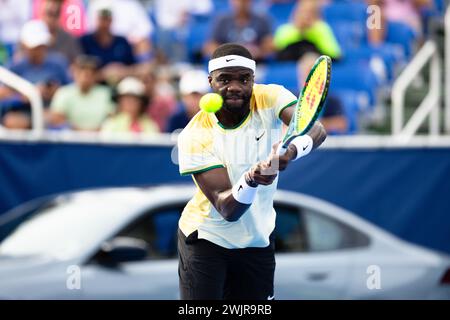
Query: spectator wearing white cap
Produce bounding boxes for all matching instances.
[101,77,158,134]
[11,19,69,92]
[48,54,114,131]
[0,20,69,130]
[167,69,210,132]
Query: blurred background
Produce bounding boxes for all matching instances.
[0,0,450,299]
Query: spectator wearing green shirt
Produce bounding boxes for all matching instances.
[274,0,341,61]
[0,42,8,65]
[48,55,114,131]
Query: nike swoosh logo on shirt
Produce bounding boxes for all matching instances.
[255,132,265,141]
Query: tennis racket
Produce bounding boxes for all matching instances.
[278,55,332,155]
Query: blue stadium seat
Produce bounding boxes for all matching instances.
[328,21,365,50]
[434,0,445,13]
[385,21,417,58]
[342,44,404,82]
[331,62,378,107]
[185,16,212,63]
[322,2,367,23]
[212,0,230,13]
[332,89,370,134]
[260,62,299,95]
[268,2,296,29]
[260,60,377,133]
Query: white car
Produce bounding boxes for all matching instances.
[0,185,449,299]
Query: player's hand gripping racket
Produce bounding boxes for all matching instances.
[277,55,332,155]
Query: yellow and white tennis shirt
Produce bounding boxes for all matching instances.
[177,84,297,249]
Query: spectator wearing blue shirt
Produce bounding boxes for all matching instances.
[203,0,274,61]
[0,20,69,130]
[80,7,136,85]
[167,69,210,132]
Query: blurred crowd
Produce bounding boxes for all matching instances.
[0,0,444,135]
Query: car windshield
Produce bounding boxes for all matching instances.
[0,193,130,260]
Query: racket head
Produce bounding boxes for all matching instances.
[281,55,332,148]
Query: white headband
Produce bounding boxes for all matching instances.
[208,55,256,73]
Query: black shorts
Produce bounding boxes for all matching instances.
[177,228,276,300]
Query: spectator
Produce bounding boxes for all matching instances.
[153,0,212,62]
[101,77,158,134]
[0,20,69,130]
[80,7,136,85]
[382,0,431,35]
[0,42,8,65]
[142,71,177,132]
[48,55,114,130]
[366,0,432,45]
[203,0,274,61]
[87,0,154,64]
[39,0,82,64]
[274,0,341,61]
[33,0,87,37]
[366,0,387,46]
[0,0,32,52]
[297,53,347,134]
[167,69,210,132]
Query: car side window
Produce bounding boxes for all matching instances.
[274,202,370,253]
[303,209,370,252]
[115,204,184,260]
[274,204,308,253]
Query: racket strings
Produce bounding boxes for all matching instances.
[296,61,327,132]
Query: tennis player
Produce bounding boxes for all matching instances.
[177,43,327,300]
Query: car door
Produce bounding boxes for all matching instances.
[273,202,371,299]
[80,203,184,300]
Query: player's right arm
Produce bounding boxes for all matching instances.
[193,162,277,222]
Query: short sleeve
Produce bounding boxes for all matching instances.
[274,86,297,120]
[119,37,136,65]
[177,128,224,176]
[57,64,70,85]
[8,63,21,76]
[252,84,297,123]
[50,86,70,114]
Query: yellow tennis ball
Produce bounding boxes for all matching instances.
[199,93,223,113]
